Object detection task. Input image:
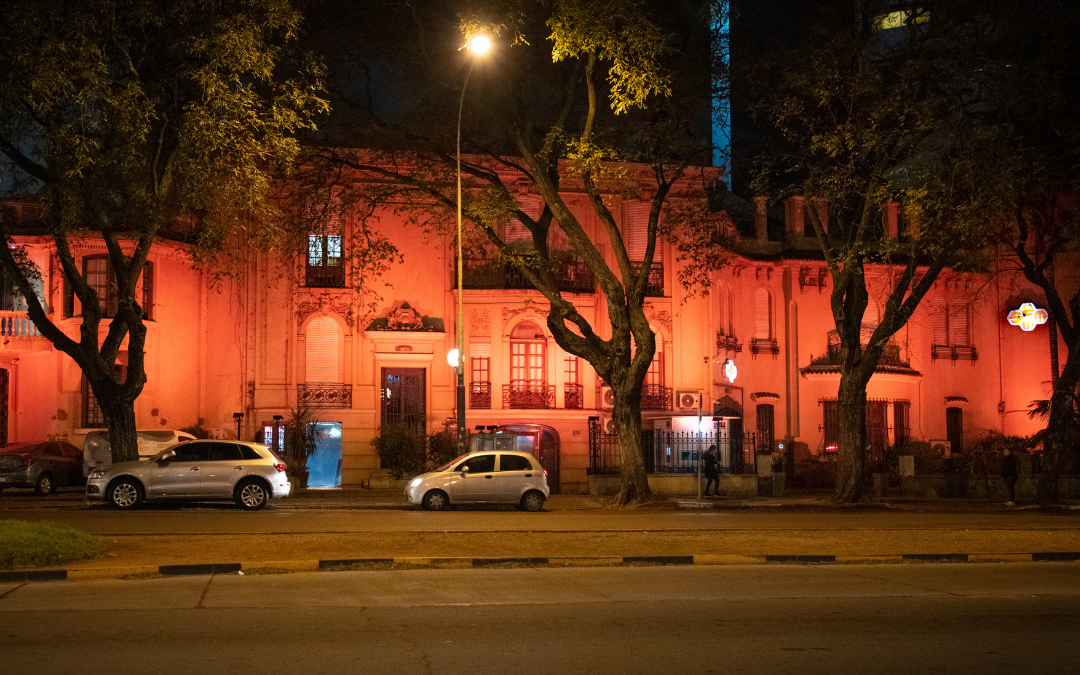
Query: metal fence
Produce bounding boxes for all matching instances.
[588,427,757,475]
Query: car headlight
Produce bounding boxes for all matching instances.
[89,468,108,479]
[408,477,423,488]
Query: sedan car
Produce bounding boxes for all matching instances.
[405,450,549,511]
[0,442,84,495]
[85,440,291,510]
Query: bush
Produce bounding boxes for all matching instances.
[371,424,425,479]
[893,440,943,474]
[427,431,459,470]
[0,520,102,569]
[790,458,837,489]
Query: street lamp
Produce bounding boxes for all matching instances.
[232,412,245,441]
[454,33,492,453]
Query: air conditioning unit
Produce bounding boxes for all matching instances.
[599,384,616,410]
[929,439,951,458]
[676,390,701,412]
[600,414,617,435]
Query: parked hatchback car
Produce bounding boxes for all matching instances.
[405,450,549,511]
[0,442,84,495]
[85,440,290,510]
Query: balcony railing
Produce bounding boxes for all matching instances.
[630,262,665,296]
[305,263,346,288]
[749,337,779,356]
[503,380,555,409]
[470,381,491,409]
[298,382,352,408]
[564,383,584,409]
[931,344,978,362]
[0,311,41,338]
[641,384,672,411]
[457,257,595,293]
[716,333,742,353]
[807,343,912,370]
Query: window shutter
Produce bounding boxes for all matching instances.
[951,305,969,346]
[754,288,771,339]
[470,343,491,358]
[932,303,949,346]
[624,202,651,260]
[305,316,344,382]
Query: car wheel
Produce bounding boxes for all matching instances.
[35,472,54,496]
[520,490,545,512]
[109,478,143,510]
[422,490,449,511]
[235,479,269,511]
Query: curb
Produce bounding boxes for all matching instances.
[4,551,1080,582]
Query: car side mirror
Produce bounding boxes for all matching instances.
[460,466,469,474]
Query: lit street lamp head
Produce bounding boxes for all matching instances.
[469,33,492,55]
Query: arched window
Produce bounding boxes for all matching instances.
[507,320,550,409]
[306,316,344,383]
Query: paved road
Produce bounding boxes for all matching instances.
[2,563,1078,674]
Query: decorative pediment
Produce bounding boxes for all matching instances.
[297,293,355,328]
[366,301,444,332]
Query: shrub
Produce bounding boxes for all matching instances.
[790,458,837,489]
[371,424,425,479]
[893,440,942,474]
[427,431,459,470]
[0,520,102,569]
[179,424,212,439]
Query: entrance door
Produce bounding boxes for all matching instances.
[0,368,7,447]
[381,368,426,437]
[308,422,343,488]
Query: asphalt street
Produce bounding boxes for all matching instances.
[2,563,1078,675]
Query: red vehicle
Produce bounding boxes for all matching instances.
[0,442,84,495]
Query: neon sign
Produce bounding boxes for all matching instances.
[724,359,737,383]
[1007,302,1048,332]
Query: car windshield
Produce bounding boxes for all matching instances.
[437,454,470,472]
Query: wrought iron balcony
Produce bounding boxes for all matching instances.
[305,263,346,288]
[298,383,352,408]
[750,337,779,356]
[804,343,915,373]
[716,333,742,353]
[503,380,555,409]
[564,383,584,409]
[630,262,665,296]
[470,381,491,409]
[641,384,672,411]
[457,256,595,293]
[931,344,978,362]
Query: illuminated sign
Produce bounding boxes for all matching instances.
[1007,302,1048,332]
[724,359,737,383]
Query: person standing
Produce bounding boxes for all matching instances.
[703,444,720,497]
[1001,448,1019,506]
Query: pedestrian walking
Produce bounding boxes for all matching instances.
[703,444,720,497]
[1001,448,1018,506]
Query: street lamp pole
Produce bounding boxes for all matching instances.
[454,34,491,454]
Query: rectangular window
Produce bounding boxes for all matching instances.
[564,356,579,384]
[822,400,839,453]
[757,404,775,453]
[645,353,663,387]
[63,257,152,319]
[471,356,490,384]
[866,400,889,466]
[82,365,126,428]
[306,234,345,287]
[141,261,154,320]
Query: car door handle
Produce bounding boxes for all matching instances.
[190,467,199,471]
[485,475,493,479]
[234,466,244,470]
[525,474,532,477]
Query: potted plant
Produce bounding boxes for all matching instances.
[283,406,319,491]
[371,424,426,480]
[771,453,786,497]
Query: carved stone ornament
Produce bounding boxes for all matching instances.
[651,310,673,334]
[386,303,425,331]
[470,308,491,337]
[296,293,355,327]
[502,304,549,323]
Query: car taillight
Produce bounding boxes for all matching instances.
[274,462,287,473]
[20,455,32,466]
[544,469,548,476]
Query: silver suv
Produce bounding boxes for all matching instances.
[405,450,549,511]
[86,441,291,510]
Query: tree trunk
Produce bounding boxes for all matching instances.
[833,373,870,503]
[96,383,139,464]
[1035,342,1080,504]
[611,377,651,506]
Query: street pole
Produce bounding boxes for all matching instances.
[454,34,491,454]
[697,395,703,501]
